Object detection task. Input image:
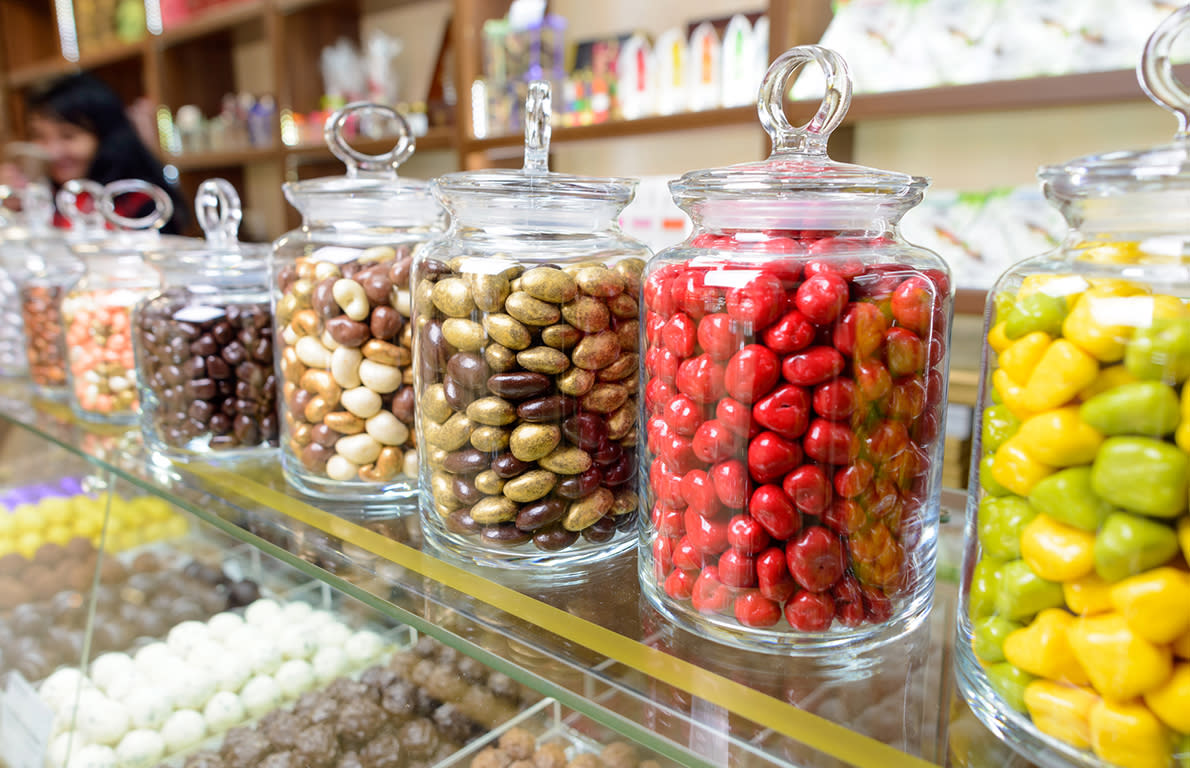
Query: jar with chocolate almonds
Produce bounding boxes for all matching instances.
[271,103,444,500]
[135,179,278,458]
[413,82,649,566]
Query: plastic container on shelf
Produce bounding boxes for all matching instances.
[271,103,444,501]
[62,180,173,425]
[412,81,649,566]
[134,179,278,459]
[957,9,1190,768]
[637,46,953,652]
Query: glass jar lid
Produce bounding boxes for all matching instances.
[1041,7,1190,218]
[73,178,176,262]
[282,102,440,226]
[147,178,268,279]
[669,45,927,230]
[433,82,638,225]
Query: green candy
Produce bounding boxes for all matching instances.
[973,615,1022,664]
[1028,467,1113,531]
[995,559,1064,622]
[1091,437,1188,518]
[986,662,1035,713]
[1080,381,1180,436]
[979,454,1012,497]
[978,496,1037,560]
[1125,317,1190,383]
[981,404,1021,454]
[970,557,1004,619]
[1003,293,1067,340]
[1094,512,1180,582]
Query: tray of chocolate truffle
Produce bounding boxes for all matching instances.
[141,635,539,768]
[40,593,404,768]
[447,698,672,768]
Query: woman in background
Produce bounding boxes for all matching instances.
[1,72,187,233]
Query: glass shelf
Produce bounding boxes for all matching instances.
[0,381,991,768]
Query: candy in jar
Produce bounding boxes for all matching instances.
[272,104,444,501]
[638,46,952,650]
[957,10,1190,768]
[135,179,278,457]
[413,82,650,566]
[63,180,173,424]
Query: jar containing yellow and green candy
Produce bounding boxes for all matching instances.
[958,8,1190,768]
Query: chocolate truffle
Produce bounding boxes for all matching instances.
[336,752,364,768]
[130,552,162,573]
[335,697,386,749]
[99,557,128,584]
[221,728,273,768]
[259,751,296,768]
[32,542,64,566]
[413,637,437,658]
[532,742,569,768]
[471,747,513,768]
[184,751,226,768]
[487,673,518,700]
[294,722,339,768]
[10,603,48,635]
[326,678,370,704]
[227,580,260,608]
[360,665,398,693]
[259,711,305,751]
[359,731,402,768]
[396,718,439,761]
[0,552,27,577]
[456,656,487,684]
[498,728,536,761]
[380,681,417,722]
[432,703,476,744]
[427,665,467,703]
[0,578,25,610]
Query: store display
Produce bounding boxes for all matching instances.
[135,179,278,458]
[413,81,647,564]
[957,8,1190,768]
[0,184,43,380]
[272,102,443,500]
[164,95,277,157]
[639,45,951,649]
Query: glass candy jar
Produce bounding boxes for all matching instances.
[0,184,45,379]
[958,10,1190,768]
[413,82,650,566]
[638,47,953,651]
[272,104,444,500]
[62,180,172,424]
[135,179,278,458]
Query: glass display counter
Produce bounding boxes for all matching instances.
[0,381,1009,768]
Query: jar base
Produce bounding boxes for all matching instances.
[639,556,934,655]
[421,517,636,570]
[280,453,418,506]
[70,406,138,426]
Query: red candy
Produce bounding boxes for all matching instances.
[642,234,947,635]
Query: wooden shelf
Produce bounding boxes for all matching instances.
[156,0,267,47]
[165,145,282,170]
[6,39,147,87]
[954,288,989,316]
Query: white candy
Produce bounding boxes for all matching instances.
[312,647,347,684]
[102,672,145,703]
[67,744,117,768]
[245,639,282,676]
[244,599,282,627]
[344,631,384,665]
[278,632,317,661]
[205,611,244,638]
[47,732,81,768]
[186,641,226,672]
[202,691,245,733]
[89,654,135,696]
[315,622,351,650]
[281,601,313,623]
[77,697,129,747]
[240,675,281,718]
[305,610,336,629]
[210,655,254,694]
[132,643,179,675]
[40,669,91,714]
[123,687,173,731]
[114,730,164,768]
[167,621,210,657]
[165,666,215,711]
[275,660,314,698]
[160,710,206,753]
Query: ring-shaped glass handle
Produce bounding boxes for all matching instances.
[523,81,552,175]
[324,102,415,178]
[757,45,852,156]
[99,179,174,231]
[56,179,107,232]
[20,182,55,232]
[1140,4,1190,138]
[195,178,242,246]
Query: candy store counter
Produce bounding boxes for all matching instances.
[0,382,997,768]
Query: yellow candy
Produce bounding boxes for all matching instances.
[0,514,13,538]
[989,322,1013,355]
[999,332,1052,385]
[1174,628,1190,660]
[163,517,189,539]
[1021,514,1096,583]
[11,504,42,534]
[38,498,71,526]
[1024,680,1099,750]
[0,537,14,555]
[1178,517,1190,567]
[1089,699,1172,768]
[1109,567,1190,645]
[1069,613,1173,700]
[991,436,1055,497]
[1064,573,1115,616]
[1079,365,1139,402]
[1144,662,1190,733]
[1063,290,1141,363]
[1003,609,1090,686]
[992,369,1038,422]
[1021,340,1099,413]
[1018,274,1086,306]
[1016,407,1103,468]
[1076,241,1143,266]
[15,531,39,558]
[43,524,72,546]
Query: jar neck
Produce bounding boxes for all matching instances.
[683,196,912,235]
[1052,191,1190,239]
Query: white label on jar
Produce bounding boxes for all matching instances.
[1,671,54,768]
[173,305,227,324]
[312,246,365,265]
[703,269,762,288]
[457,257,515,275]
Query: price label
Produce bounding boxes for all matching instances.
[1,671,54,768]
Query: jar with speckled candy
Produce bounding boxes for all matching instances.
[271,103,444,503]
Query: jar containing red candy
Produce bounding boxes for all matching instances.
[63,180,173,425]
[135,179,277,458]
[638,46,953,650]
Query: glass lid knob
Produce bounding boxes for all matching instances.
[324,101,415,179]
[523,80,552,175]
[195,178,242,246]
[99,179,173,231]
[758,45,852,156]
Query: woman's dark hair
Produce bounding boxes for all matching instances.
[28,73,188,234]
